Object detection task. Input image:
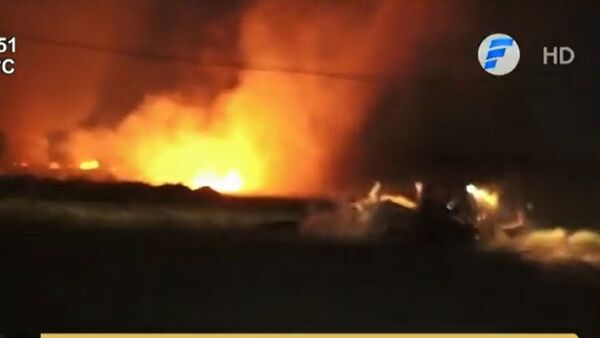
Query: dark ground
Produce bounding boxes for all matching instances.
[0,176,599,336]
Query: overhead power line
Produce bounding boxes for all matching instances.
[15,33,384,84]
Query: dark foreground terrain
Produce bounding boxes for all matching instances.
[0,176,599,336]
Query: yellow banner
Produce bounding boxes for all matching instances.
[42,334,579,338]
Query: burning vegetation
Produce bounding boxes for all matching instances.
[0,0,598,270]
[0,1,447,196]
[0,2,599,334]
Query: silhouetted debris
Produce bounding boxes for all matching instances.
[0,174,330,213]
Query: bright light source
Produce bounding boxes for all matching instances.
[79,160,100,171]
[466,183,498,210]
[190,170,243,193]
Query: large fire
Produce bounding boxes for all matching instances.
[51,1,433,195]
[0,2,448,195]
[65,96,266,193]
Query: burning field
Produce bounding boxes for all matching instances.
[1,0,600,336]
[1,1,440,196]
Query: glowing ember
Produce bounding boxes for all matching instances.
[79,160,100,171]
[190,170,243,193]
[48,162,61,170]
[466,183,498,210]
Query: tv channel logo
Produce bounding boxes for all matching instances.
[478,33,520,76]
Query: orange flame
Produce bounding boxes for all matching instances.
[67,97,266,193]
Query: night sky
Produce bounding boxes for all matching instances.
[354,1,600,182]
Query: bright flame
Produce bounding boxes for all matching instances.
[79,160,100,171]
[68,97,265,194]
[466,183,499,210]
[49,162,61,170]
[190,170,243,193]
